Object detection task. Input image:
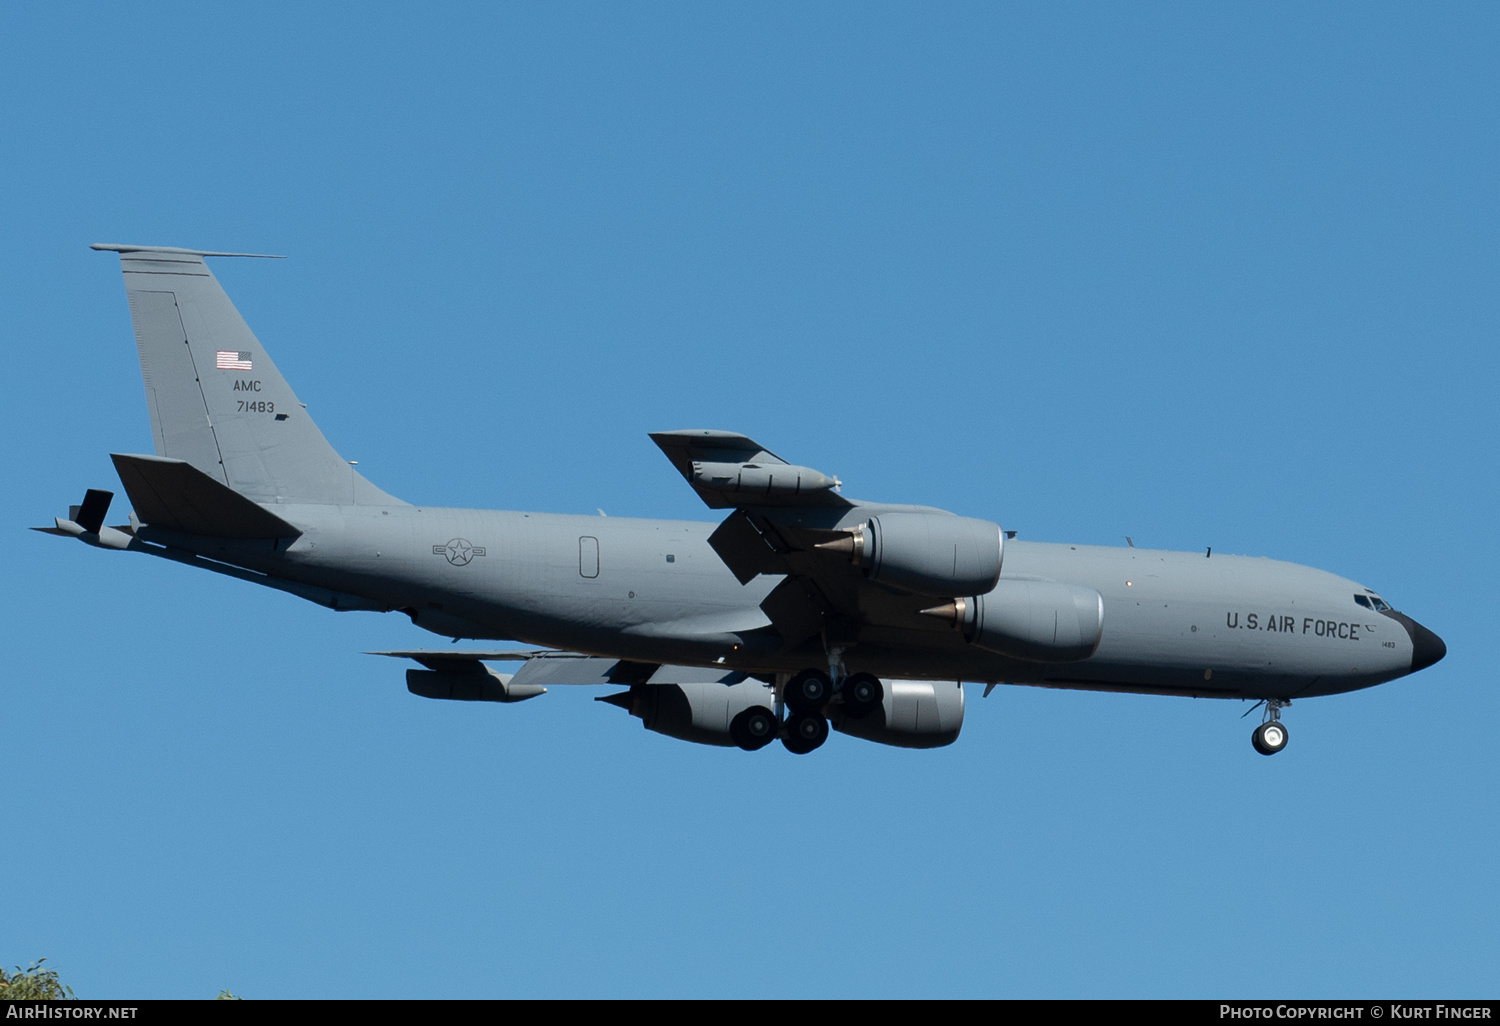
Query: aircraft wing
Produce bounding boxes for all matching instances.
[370,650,747,688]
[649,431,1003,648]
[371,649,557,668]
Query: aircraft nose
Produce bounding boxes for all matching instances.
[1406,617,1447,672]
[1387,611,1446,673]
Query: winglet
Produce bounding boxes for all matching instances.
[90,243,286,258]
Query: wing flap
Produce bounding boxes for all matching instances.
[759,576,830,646]
[510,655,655,688]
[707,509,788,584]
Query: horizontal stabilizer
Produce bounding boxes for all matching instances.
[111,453,299,539]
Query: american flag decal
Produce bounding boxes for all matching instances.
[216,350,253,370]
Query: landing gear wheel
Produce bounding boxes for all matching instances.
[785,669,832,714]
[1252,720,1289,756]
[842,672,883,719]
[781,711,829,755]
[730,706,778,751]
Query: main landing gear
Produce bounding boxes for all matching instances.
[774,668,884,755]
[729,706,778,751]
[1251,699,1290,756]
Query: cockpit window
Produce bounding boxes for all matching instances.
[1354,594,1372,609]
[1359,592,1393,612]
[1371,596,1392,612]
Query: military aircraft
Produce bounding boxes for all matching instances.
[40,244,1446,756]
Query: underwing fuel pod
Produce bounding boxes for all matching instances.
[38,244,1447,758]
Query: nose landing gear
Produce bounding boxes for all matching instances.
[1251,699,1290,756]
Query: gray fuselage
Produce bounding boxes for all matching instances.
[169,501,1423,702]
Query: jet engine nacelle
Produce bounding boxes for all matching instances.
[406,666,546,703]
[926,579,1104,662]
[690,461,838,498]
[831,678,965,749]
[821,512,1004,597]
[605,678,776,747]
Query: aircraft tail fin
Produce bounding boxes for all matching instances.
[92,244,402,507]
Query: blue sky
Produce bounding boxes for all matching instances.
[3,3,1496,998]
